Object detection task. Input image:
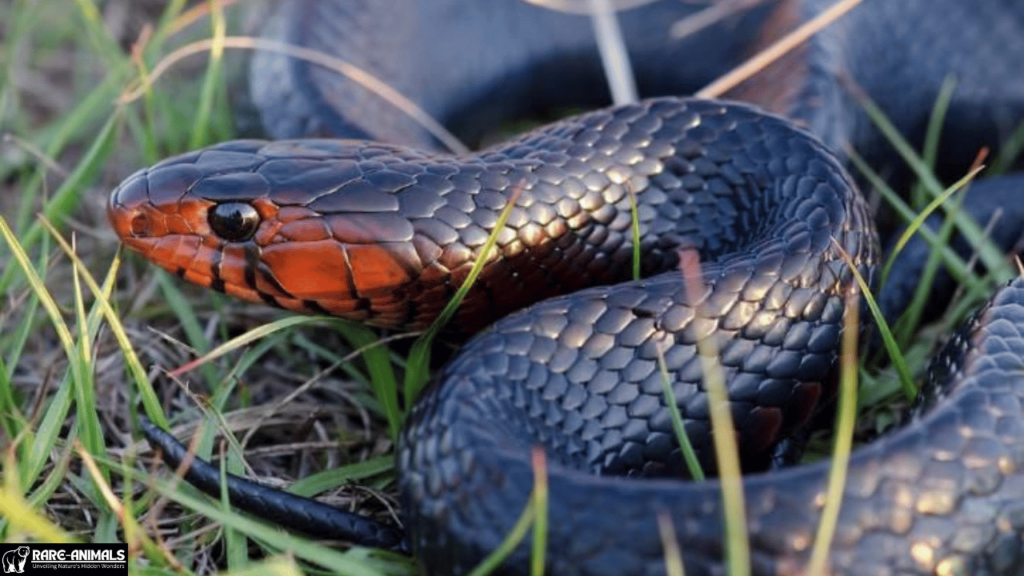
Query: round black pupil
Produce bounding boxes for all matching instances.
[209,202,258,242]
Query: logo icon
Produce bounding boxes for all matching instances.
[1,546,29,574]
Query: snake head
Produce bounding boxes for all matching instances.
[107,140,428,328]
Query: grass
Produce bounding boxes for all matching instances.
[1,2,411,575]
[0,1,1020,576]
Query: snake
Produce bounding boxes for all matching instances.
[107,0,1024,574]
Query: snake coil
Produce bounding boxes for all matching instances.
[109,0,1024,575]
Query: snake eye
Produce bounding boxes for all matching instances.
[208,202,260,242]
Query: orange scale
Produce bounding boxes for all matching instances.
[182,242,221,276]
[222,281,262,304]
[369,297,408,314]
[176,199,213,234]
[276,297,314,314]
[279,218,332,242]
[277,205,321,222]
[149,236,194,269]
[414,262,449,287]
[217,244,250,288]
[347,244,415,296]
[250,197,279,219]
[316,299,365,316]
[254,218,284,246]
[140,210,169,238]
[182,268,215,290]
[261,240,353,299]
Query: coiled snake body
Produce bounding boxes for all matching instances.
[109,1,1024,575]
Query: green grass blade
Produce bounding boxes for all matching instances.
[12,82,124,236]
[909,76,956,208]
[0,112,120,292]
[36,225,162,429]
[403,185,524,402]
[856,92,1014,284]
[288,456,394,497]
[167,315,333,377]
[806,286,860,575]
[628,183,642,280]
[466,503,535,576]
[878,166,982,289]
[991,119,1024,174]
[847,149,987,298]
[893,194,965,346]
[466,448,550,576]
[530,448,549,576]
[833,239,915,400]
[676,250,748,576]
[1,448,75,542]
[335,324,403,440]
[188,1,227,148]
[655,346,704,481]
[68,235,106,465]
[657,512,687,576]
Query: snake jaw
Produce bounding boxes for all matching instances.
[109,167,234,291]
[109,167,206,259]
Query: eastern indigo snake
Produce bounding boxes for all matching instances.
[109,0,1024,574]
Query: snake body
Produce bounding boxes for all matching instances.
[109,0,1024,575]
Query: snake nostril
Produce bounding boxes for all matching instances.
[130,213,151,237]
